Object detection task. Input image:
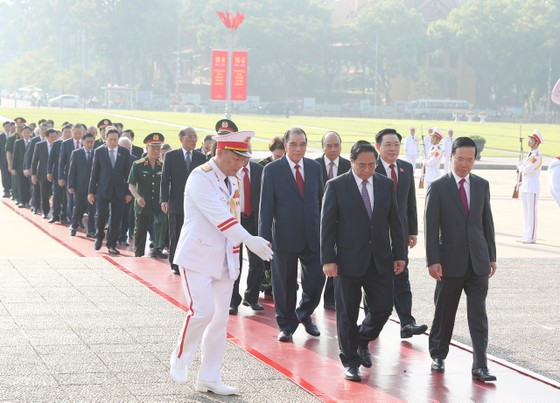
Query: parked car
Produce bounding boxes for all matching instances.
[48,94,81,108]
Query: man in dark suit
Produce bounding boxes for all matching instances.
[315,131,351,311]
[24,125,44,214]
[321,140,405,382]
[374,128,428,338]
[47,135,65,223]
[230,157,265,314]
[59,124,85,224]
[122,129,144,159]
[31,128,58,219]
[425,136,497,382]
[11,126,33,208]
[88,127,132,255]
[94,119,112,149]
[68,132,96,237]
[259,127,325,342]
[0,121,13,197]
[160,127,205,274]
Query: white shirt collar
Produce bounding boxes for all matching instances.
[323,155,339,168]
[451,169,470,185]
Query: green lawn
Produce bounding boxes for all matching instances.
[1,107,558,157]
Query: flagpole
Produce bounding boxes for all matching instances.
[225,0,233,119]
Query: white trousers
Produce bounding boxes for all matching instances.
[444,154,452,174]
[521,192,538,242]
[405,154,418,171]
[170,266,234,382]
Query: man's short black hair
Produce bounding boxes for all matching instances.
[375,128,402,144]
[350,140,378,160]
[452,136,478,158]
[82,132,94,140]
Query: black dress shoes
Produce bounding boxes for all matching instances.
[324,302,336,311]
[242,300,264,311]
[108,246,120,255]
[94,240,102,250]
[277,331,293,342]
[357,344,372,368]
[229,305,238,315]
[431,358,445,373]
[61,218,70,225]
[86,232,96,238]
[472,368,497,382]
[301,319,320,337]
[400,323,428,338]
[118,240,130,247]
[69,228,77,236]
[48,217,59,223]
[151,249,168,259]
[78,221,85,229]
[42,214,49,219]
[344,366,362,382]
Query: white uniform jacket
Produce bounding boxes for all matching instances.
[423,144,443,183]
[443,137,454,162]
[404,135,420,157]
[548,157,560,207]
[521,149,543,194]
[173,159,249,280]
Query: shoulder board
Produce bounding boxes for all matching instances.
[201,164,213,172]
[135,157,146,164]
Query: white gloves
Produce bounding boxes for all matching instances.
[243,235,273,261]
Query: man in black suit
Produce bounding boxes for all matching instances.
[0,121,13,197]
[160,127,206,274]
[94,119,112,149]
[59,124,85,225]
[68,132,96,237]
[24,124,45,214]
[11,125,33,208]
[374,128,428,338]
[230,156,265,314]
[31,128,58,219]
[47,135,65,223]
[315,131,351,311]
[122,129,144,159]
[321,141,405,382]
[88,127,132,255]
[259,127,325,342]
[425,137,497,382]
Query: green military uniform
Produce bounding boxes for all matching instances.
[127,152,167,257]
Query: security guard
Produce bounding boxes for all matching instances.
[519,129,544,244]
[128,132,168,258]
[169,130,273,396]
[422,128,444,190]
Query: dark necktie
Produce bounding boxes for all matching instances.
[75,140,79,150]
[328,161,334,180]
[361,180,372,218]
[243,167,252,216]
[109,149,116,167]
[86,150,91,163]
[295,164,304,197]
[224,177,230,195]
[459,178,468,216]
[389,164,398,192]
[185,151,191,172]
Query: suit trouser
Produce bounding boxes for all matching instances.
[405,154,418,171]
[39,180,52,216]
[522,191,538,242]
[322,277,335,307]
[168,213,184,270]
[429,264,489,369]
[335,259,393,368]
[51,182,64,219]
[271,243,325,333]
[171,266,234,382]
[11,173,19,201]
[17,173,30,205]
[71,193,95,233]
[393,246,416,326]
[119,200,133,242]
[31,180,41,210]
[231,214,264,306]
[96,194,125,248]
[65,188,75,223]
[0,164,11,193]
[134,210,166,256]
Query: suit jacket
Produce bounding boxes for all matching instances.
[58,138,79,181]
[31,141,51,181]
[68,148,94,194]
[259,156,323,253]
[160,148,206,215]
[321,171,405,277]
[315,155,351,187]
[376,158,418,238]
[12,138,29,173]
[0,132,7,167]
[131,144,144,160]
[425,173,496,277]
[88,145,131,199]
[241,161,263,220]
[47,140,62,180]
[24,136,41,171]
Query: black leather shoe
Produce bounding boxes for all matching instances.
[301,319,320,337]
[48,217,59,224]
[242,300,264,311]
[108,246,120,255]
[324,302,336,311]
[431,358,445,373]
[400,323,428,338]
[61,218,70,225]
[118,240,130,247]
[472,368,497,382]
[357,344,372,368]
[277,331,293,342]
[42,214,49,219]
[94,240,102,250]
[86,232,96,238]
[229,305,238,315]
[78,221,85,229]
[171,267,180,275]
[70,228,77,236]
[344,366,362,382]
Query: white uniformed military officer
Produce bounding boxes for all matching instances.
[169,130,273,396]
[423,128,443,190]
[442,128,454,174]
[519,129,544,244]
[548,155,560,208]
[403,126,420,173]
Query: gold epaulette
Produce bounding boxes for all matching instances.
[135,157,146,164]
[201,164,213,172]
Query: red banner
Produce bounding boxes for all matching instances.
[210,50,228,100]
[231,51,248,101]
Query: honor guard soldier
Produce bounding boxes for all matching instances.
[423,128,443,190]
[128,132,168,258]
[215,118,238,135]
[518,129,543,244]
[94,119,112,149]
[169,130,273,395]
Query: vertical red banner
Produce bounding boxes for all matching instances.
[211,50,228,100]
[231,51,248,101]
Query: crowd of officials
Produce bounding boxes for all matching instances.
[0,115,521,390]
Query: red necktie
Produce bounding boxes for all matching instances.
[243,167,252,216]
[389,164,398,192]
[328,161,334,180]
[459,178,468,216]
[295,164,304,197]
